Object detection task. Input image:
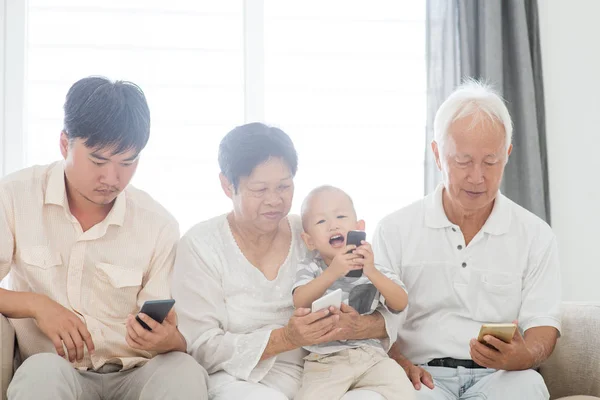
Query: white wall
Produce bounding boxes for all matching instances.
[539,0,600,302]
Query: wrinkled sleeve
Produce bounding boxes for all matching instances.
[519,234,562,335]
[0,184,15,281]
[372,222,405,351]
[137,221,180,308]
[375,262,408,315]
[291,260,318,294]
[171,234,275,382]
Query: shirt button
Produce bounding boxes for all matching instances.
[462,262,467,268]
[457,245,463,250]
[452,227,457,232]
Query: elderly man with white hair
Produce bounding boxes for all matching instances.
[373,80,561,399]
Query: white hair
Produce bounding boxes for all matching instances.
[433,79,513,154]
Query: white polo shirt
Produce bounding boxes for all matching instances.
[372,184,562,365]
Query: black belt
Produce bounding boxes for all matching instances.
[427,358,485,369]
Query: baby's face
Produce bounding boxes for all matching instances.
[302,190,362,263]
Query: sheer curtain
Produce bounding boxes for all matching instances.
[25,0,426,234]
[425,0,550,221]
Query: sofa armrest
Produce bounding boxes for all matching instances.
[539,303,600,399]
[0,313,14,400]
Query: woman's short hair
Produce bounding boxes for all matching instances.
[218,123,298,191]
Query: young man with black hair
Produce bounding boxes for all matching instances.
[0,76,208,400]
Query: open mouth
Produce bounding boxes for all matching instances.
[329,234,345,247]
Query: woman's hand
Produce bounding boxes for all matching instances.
[283,307,342,347]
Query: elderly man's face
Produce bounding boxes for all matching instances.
[433,114,512,214]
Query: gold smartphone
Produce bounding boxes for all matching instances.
[477,323,517,344]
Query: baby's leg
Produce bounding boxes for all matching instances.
[294,354,354,400]
[353,356,416,400]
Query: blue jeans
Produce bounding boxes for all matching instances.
[414,366,549,400]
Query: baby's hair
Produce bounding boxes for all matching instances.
[300,185,356,231]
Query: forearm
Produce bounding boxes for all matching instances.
[293,272,337,309]
[523,326,559,369]
[348,310,388,341]
[388,341,413,368]
[159,330,187,354]
[368,270,408,312]
[260,327,298,361]
[0,288,45,319]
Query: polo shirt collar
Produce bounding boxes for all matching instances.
[425,183,511,235]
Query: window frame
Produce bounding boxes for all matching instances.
[1,0,28,176]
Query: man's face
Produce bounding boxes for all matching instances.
[433,114,512,214]
[61,133,139,206]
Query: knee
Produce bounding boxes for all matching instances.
[517,370,548,394]
[14,353,72,378]
[502,369,549,397]
[155,352,208,389]
[259,389,288,400]
[343,391,386,400]
[8,353,77,398]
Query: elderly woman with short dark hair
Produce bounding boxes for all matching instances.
[172,123,400,400]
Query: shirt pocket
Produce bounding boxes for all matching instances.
[468,269,522,323]
[93,262,143,318]
[17,246,63,294]
[20,246,62,269]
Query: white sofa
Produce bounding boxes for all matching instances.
[1,303,599,399]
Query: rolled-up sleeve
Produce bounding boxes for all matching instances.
[171,234,276,382]
[519,234,562,334]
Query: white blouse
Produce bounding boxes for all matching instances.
[171,213,308,382]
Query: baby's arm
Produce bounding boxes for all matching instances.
[366,270,408,312]
[355,241,408,312]
[293,269,338,309]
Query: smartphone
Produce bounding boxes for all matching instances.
[477,323,517,344]
[136,299,176,331]
[311,288,343,313]
[345,230,367,278]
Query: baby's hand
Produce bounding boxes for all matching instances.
[328,245,363,278]
[353,241,376,277]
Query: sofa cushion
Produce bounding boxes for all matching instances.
[540,303,600,399]
[1,314,14,400]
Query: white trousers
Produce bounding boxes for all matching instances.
[208,360,386,400]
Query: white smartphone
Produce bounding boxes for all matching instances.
[311,288,343,313]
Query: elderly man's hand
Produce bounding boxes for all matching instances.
[388,341,435,390]
[126,309,186,354]
[469,321,534,370]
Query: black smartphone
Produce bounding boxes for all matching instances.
[345,230,367,278]
[136,299,176,331]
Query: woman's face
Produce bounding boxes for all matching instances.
[224,157,294,233]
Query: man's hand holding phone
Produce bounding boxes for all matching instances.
[126,299,185,354]
[469,321,534,370]
[33,295,95,363]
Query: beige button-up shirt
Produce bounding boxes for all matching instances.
[0,162,179,371]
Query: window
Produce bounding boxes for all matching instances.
[18,0,425,234]
[264,1,425,232]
